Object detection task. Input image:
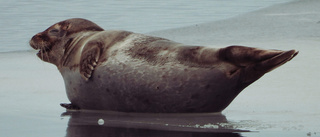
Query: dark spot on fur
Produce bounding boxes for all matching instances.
[205,84,210,90]
[200,103,209,109]
[156,86,160,90]
[113,91,118,95]
[38,34,51,42]
[127,36,170,64]
[68,64,79,70]
[186,108,196,112]
[177,46,216,68]
[186,101,192,106]
[100,59,107,63]
[143,99,150,104]
[177,46,202,62]
[191,94,199,100]
[111,49,118,56]
[64,38,73,55]
[99,31,133,61]
[229,68,239,76]
[106,31,132,48]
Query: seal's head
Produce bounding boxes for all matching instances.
[29,18,104,66]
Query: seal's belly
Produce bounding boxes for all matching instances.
[61,58,240,113]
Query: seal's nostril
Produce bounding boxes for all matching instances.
[31,35,36,40]
[29,39,38,49]
[31,33,40,40]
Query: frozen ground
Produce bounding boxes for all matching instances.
[0,0,319,136]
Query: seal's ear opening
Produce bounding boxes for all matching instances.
[59,29,67,37]
[61,23,71,31]
[59,23,70,37]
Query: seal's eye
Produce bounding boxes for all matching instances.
[48,29,61,37]
[49,29,59,33]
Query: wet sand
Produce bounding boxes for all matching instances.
[1,0,320,136]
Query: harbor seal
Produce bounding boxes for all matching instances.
[29,18,298,113]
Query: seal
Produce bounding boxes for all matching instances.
[30,18,298,113]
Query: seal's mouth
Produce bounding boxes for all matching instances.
[29,38,52,60]
[36,46,52,56]
[30,34,48,50]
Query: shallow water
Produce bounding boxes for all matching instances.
[1,0,320,137]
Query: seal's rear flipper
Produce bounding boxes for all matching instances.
[219,46,298,84]
[60,103,81,110]
[243,49,298,84]
[254,49,298,72]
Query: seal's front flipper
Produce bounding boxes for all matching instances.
[60,103,80,110]
[80,46,100,81]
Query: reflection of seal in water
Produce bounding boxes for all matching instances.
[30,18,298,113]
[62,111,245,137]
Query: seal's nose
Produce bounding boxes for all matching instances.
[31,33,41,40]
[29,33,42,49]
[33,33,42,38]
